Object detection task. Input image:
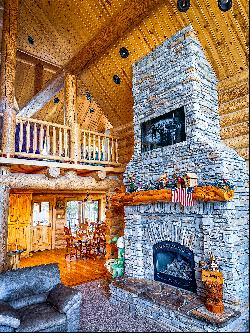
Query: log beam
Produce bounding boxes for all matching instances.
[0,0,19,157]
[16,49,61,73]
[0,170,122,192]
[34,63,44,95]
[18,0,166,118]
[65,74,77,127]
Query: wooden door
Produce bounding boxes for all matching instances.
[8,194,32,257]
[31,201,52,252]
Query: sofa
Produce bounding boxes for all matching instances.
[0,263,82,332]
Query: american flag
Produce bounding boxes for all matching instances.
[171,187,194,206]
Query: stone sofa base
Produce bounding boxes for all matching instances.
[109,278,249,332]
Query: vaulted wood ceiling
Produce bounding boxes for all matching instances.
[34,82,112,133]
[13,0,249,130]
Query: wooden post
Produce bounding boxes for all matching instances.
[34,63,44,95]
[64,73,79,163]
[0,0,19,158]
[0,184,10,272]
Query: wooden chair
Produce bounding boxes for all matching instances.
[64,226,81,260]
[64,226,72,236]
[64,235,76,259]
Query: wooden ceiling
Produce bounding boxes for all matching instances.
[34,82,112,133]
[12,0,249,130]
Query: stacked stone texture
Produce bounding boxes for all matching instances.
[122,25,249,307]
[110,284,249,332]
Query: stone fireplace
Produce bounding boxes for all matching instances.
[110,25,249,332]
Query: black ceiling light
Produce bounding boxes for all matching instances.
[113,74,121,85]
[119,47,129,58]
[177,0,190,12]
[28,35,34,45]
[86,91,92,101]
[218,0,232,11]
[54,97,60,104]
[89,108,95,113]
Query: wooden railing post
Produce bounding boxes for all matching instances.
[0,0,19,157]
[71,123,81,164]
[64,73,79,163]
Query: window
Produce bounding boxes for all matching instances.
[32,202,50,226]
[66,200,99,232]
[85,201,99,222]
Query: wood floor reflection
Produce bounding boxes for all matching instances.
[20,249,111,286]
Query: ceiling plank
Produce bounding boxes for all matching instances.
[18,0,166,117]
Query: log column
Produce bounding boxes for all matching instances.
[0,184,10,272]
[0,0,19,157]
[64,73,80,163]
[34,63,44,95]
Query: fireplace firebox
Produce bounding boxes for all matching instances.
[153,241,197,292]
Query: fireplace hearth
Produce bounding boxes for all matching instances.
[153,241,197,293]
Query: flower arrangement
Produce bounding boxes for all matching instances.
[212,178,235,191]
[126,173,235,193]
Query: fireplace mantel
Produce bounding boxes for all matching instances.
[112,186,234,207]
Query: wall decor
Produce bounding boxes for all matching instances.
[141,107,186,152]
[55,199,65,210]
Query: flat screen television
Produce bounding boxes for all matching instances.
[141,106,186,152]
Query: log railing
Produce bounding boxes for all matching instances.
[79,129,119,165]
[5,116,120,166]
[15,117,72,162]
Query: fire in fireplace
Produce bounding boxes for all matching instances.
[153,241,197,292]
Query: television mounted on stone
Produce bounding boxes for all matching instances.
[141,106,186,152]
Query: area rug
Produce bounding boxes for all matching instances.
[74,279,171,332]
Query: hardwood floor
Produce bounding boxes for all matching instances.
[20,249,111,286]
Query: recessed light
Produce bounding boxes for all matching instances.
[28,36,34,45]
[218,0,232,11]
[177,0,190,12]
[119,47,129,58]
[86,92,92,101]
[113,75,121,85]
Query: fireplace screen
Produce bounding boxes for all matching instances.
[153,241,196,292]
[141,106,186,152]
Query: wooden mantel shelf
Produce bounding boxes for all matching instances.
[112,186,235,207]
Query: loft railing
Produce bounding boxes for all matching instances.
[79,129,118,165]
[15,117,72,162]
[4,116,119,166]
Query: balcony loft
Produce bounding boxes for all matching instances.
[0,114,124,176]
